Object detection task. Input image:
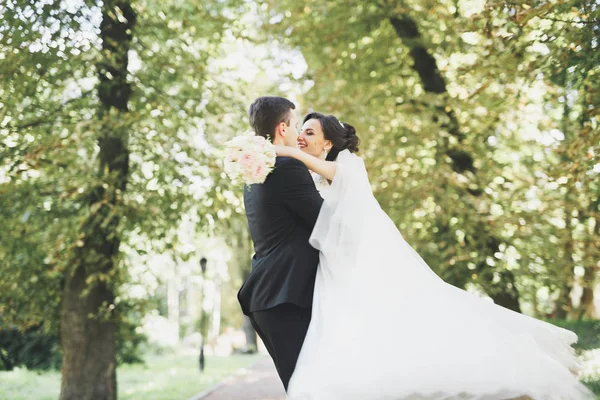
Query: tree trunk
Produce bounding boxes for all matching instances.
[240,234,257,352]
[389,15,521,311]
[241,315,258,353]
[579,197,600,319]
[554,184,580,321]
[554,283,572,320]
[60,263,118,400]
[554,81,575,321]
[227,224,258,351]
[59,2,135,399]
[554,201,573,320]
[579,284,596,319]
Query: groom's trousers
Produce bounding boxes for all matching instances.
[249,303,312,391]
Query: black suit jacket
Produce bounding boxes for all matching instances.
[238,156,323,315]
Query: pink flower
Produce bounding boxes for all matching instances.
[253,164,264,179]
[239,153,255,167]
[224,133,275,185]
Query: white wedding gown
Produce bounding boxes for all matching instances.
[286,150,593,400]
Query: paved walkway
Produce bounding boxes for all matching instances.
[195,357,286,400]
[192,359,536,400]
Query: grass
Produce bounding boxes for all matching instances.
[0,352,263,400]
[1,341,598,398]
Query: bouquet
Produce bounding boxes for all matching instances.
[224,133,276,185]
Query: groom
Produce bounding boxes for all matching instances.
[237,96,323,390]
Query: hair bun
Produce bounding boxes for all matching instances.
[341,122,360,153]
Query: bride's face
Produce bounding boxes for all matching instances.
[298,119,332,158]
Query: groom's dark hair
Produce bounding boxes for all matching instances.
[249,96,295,141]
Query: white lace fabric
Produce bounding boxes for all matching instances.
[310,171,331,193]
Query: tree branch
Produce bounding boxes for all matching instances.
[11,90,94,131]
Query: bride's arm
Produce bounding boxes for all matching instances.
[275,146,337,181]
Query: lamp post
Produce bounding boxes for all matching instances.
[198,257,207,372]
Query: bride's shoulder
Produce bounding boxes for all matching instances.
[338,149,360,158]
[337,150,364,165]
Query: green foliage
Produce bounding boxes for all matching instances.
[196,312,210,340]
[115,301,149,365]
[0,0,251,327]
[0,302,148,371]
[583,380,600,396]
[548,319,600,351]
[258,0,600,314]
[0,0,598,391]
[0,321,61,371]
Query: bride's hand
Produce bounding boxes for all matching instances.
[274,145,297,158]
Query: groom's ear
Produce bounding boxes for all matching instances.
[275,121,287,138]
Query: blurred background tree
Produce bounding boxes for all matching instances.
[260,0,599,315]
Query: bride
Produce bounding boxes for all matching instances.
[275,112,593,400]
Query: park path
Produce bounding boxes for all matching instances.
[192,357,286,400]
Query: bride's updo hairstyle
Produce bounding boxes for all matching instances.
[303,112,360,161]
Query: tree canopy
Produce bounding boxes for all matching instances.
[0,0,598,397]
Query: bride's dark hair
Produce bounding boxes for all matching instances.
[303,112,360,161]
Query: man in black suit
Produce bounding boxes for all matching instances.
[237,96,323,390]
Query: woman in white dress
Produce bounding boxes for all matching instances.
[275,113,593,400]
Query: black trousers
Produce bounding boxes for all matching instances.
[249,303,312,391]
